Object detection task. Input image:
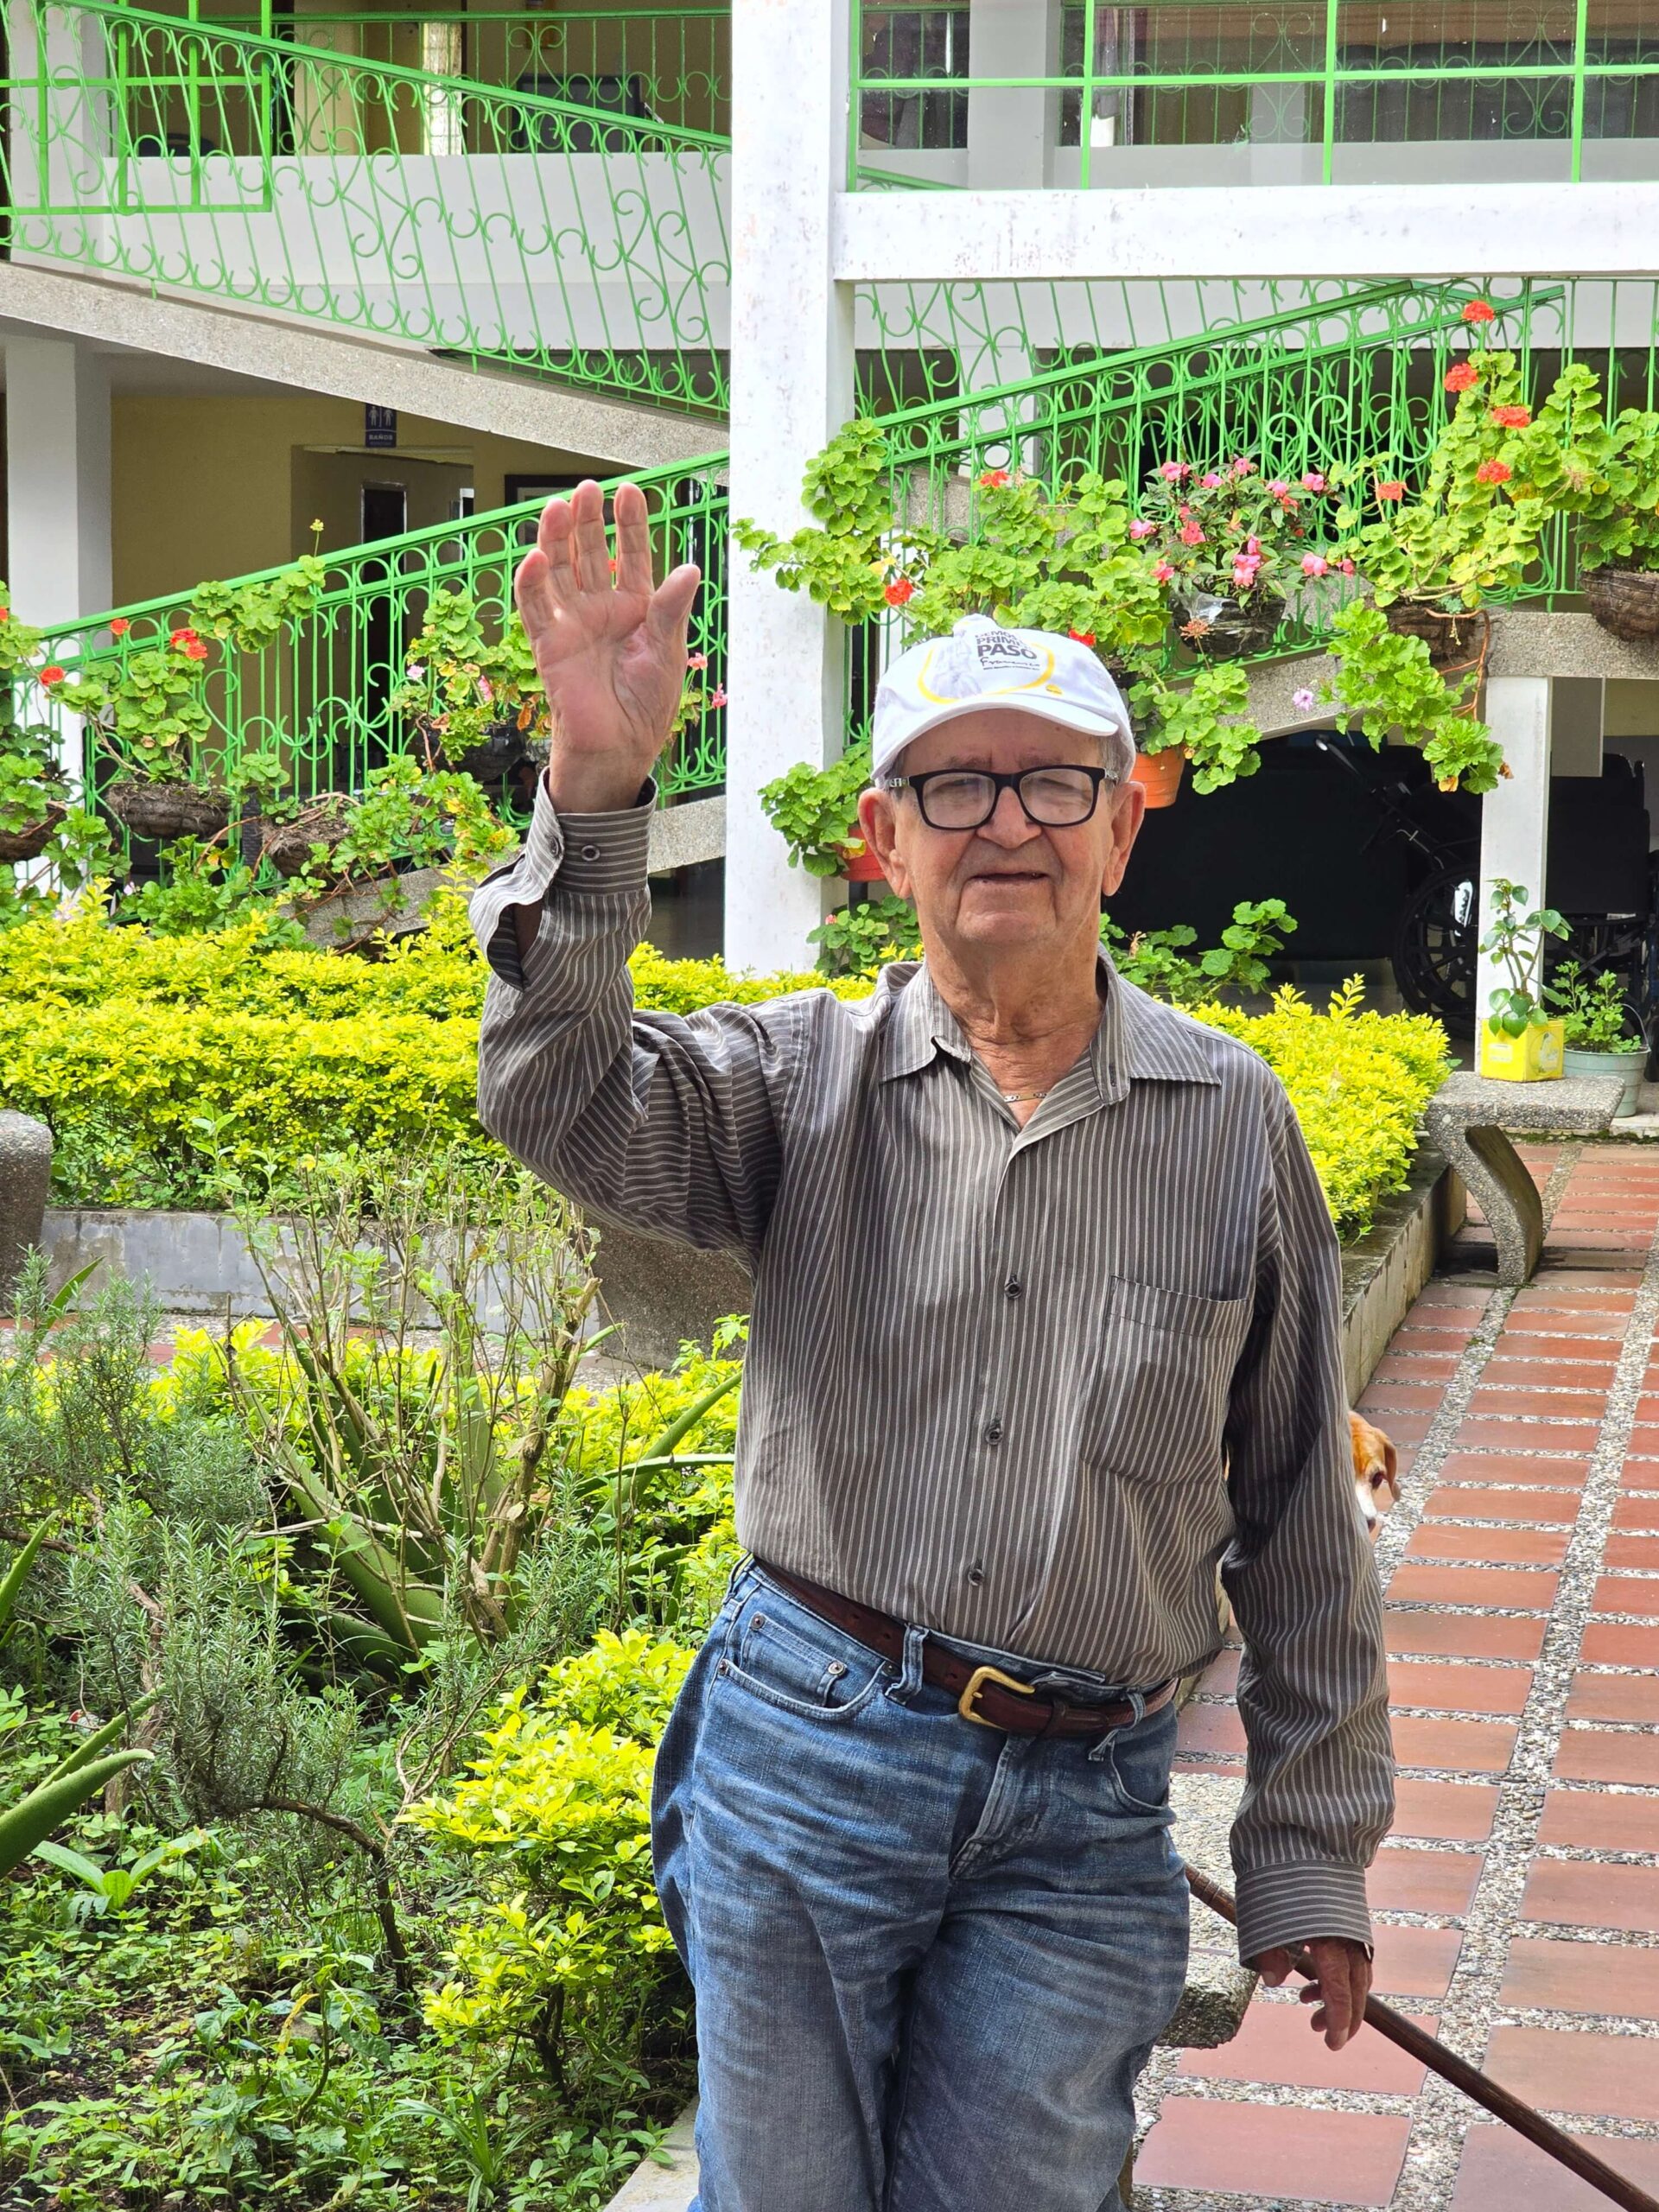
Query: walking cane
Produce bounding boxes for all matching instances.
[1185,1866,1659,2212]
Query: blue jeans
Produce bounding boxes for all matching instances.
[651,1564,1190,2212]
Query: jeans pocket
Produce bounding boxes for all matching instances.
[722,1600,890,1722]
[1104,1700,1179,1818]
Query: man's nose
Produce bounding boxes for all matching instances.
[976,784,1043,847]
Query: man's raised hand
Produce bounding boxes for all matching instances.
[514,476,701,815]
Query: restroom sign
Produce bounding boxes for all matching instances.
[365,405,397,449]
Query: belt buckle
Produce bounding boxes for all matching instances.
[957,1662,1039,1729]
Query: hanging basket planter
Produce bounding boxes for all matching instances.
[0,798,67,866]
[1130,749,1185,810]
[104,777,231,843]
[1582,564,1659,644]
[1382,601,1489,671]
[1173,592,1286,662]
[260,794,353,880]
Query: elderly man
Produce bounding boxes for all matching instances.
[473,480,1394,2212]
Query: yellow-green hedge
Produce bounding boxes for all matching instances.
[0,901,1446,1234]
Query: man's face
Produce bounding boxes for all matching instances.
[856,709,1146,960]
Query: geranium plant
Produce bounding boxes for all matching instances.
[0,587,113,922]
[390,587,549,768]
[758,744,874,875]
[1318,602,1508,794]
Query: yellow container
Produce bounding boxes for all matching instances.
[1479,1018,1566,1082]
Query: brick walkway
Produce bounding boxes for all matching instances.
[1135,1141,1659,2211]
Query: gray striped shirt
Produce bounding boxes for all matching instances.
[472,781,1394,1961]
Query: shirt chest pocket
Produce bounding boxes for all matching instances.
[1083,1273,1254,1485]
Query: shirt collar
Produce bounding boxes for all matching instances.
[878,950,1224,1094]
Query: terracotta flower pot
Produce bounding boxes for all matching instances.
[104,777,230,842]
[838,844,887,883]
[1582,565,1659,644]
[261,793,353,880]
[0,798,67,865]
[1130,750,1185,810]
[1382,601,1487,671]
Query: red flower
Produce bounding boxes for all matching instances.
[978,468,1011,490]
[1376,480,1406,502]
[1490,404,1531,429]
[1444,362,1480,393]
[884,578,914,607]
[1462,298,1497,324]
[109,617,130,636]
[168,627,199,648]
[1067,627,1096,645]
[1476,459,1513,485]
[39,664,65,684]
[0,610,10,623]
[184,639,210,660]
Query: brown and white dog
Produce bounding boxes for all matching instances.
[1349,1409,1400,1538]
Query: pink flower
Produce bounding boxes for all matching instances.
[1200,472,1224,488]
[478,676,493,703]
[1267,480,1289,497]
[1340,557,1357,575]
[1151,561,1175,582]
[1293,686,1317,710]
[1231,457,1256,476]
[687,651,709,670]
[1179,521,1205,546]
[1232,563,1257,589]
[1245,537,1262,556]
[709,684,728,709]
[1128,519,1156,540]
[1160,461,1190,481]
[1301,554,1329,577]
[1300,471,1327,493]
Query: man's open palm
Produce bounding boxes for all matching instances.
[514,476,701,814]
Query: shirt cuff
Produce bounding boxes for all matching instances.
[1232,1860,1375,1966]
[468,773,654,985]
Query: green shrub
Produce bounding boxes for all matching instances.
[406,1630,695,2112]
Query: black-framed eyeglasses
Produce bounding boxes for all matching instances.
[876,764,1116,831]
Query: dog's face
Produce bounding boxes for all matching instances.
[1350,1410,1400,1539]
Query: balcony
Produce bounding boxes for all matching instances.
[852,0,1659,187]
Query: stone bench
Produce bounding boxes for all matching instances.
[602,1770,1254,2212]
[1422,1071,1627,1287]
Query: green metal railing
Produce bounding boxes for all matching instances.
[852,0,1659,184]
[200,6,732,134]
[33,275,1659,838]
[2,0,732,410]
[38,454,729,810]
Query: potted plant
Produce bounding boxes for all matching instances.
[286,754,516,944]
[1316,602,1509,794]
[1335,337,1593,669]
[1558,398,1659,641]
[391,586,552,789]
[1478,877,1569,1081]
[1130,456,1319,660]
[1544,959,1647,1113]
[758,746,877,879]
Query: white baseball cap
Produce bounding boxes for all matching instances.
[871,615,1135,784]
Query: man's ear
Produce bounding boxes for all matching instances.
[1100,779,1147,899]
[858,787,912,898]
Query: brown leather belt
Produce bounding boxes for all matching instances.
[756,1562,1176,1739]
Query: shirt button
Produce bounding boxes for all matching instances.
[966,1563,984,1586]
[1004,1276,1023,1300]
[579,842,601,861]
[983,1418,1004,1446]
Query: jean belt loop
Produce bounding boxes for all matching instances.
[887,1623,929,1703]
[1128,1688,1147,1727]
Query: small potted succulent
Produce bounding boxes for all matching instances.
[1544,959,1647,1114]
[1478,877,1569,1082]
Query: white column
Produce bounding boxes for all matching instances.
[5,338,112,804]
[1476,677,1554,1040]
[966,0,1063,191]
[724,0,855,973]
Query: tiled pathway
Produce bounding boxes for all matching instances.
[1134,1141,1659,2211]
